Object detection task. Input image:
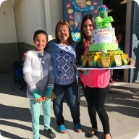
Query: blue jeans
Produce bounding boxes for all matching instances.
[30,99,51,139]
[53,81,80,126]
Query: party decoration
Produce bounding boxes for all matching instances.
[69,14,74,20]
[90,5,94,10]
[66,3,72,8]
[68,9,73,14]
[96,5,113,29]
[72,32,81,42]
[71,0,94,12]
[93,9,98,14]
[92,1,97,6]
[86,1,91,5]
[70,26,74,31]
[69,21,75,26]
[78,23,81,29]
[65,0,99,39]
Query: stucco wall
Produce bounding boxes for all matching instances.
[0,0,17,43]
[0,0,19,72]
[13,0,63,63]
[14,0,46,45]
[49,0,63,39]
[14,0,63,43]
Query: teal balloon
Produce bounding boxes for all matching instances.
[72,32,81,42]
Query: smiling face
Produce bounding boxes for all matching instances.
[83,19,94,40]
[34,33,47,52]
[57,25,70,44]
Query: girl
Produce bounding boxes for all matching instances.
[46,20,82,134]
[23,30,56,139]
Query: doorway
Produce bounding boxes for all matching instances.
[104,0,127,82]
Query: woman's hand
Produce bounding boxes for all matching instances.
[130,58,135,66]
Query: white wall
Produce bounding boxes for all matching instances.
[0,0,17,43]
[49,0,63,39]
[14,0,63,44]
[14,0,46,45]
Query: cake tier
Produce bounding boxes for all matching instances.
[89,43,119,51]
[92,28,116,43]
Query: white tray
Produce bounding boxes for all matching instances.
[77,65,135,70]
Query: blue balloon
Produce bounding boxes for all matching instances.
[70,26,73,31]
[90,5,94,10]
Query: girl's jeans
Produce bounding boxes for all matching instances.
[30,99,51,139]
[53,81,80,126]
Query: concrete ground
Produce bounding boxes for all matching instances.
[0,72,139,139]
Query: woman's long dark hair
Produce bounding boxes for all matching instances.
[80,14,96,42]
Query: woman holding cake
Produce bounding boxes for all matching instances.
[76,14,112,139]
[76,13,135,138]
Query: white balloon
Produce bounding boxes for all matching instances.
[133,0,139,6]
[0,133,5,139]
[0,0,7,6]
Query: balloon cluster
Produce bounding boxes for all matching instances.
[66,0,98,32]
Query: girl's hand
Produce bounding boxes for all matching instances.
[130,58,135,66]
[36,97,42,103]
[41,95,50,101]
[43,97,50,101]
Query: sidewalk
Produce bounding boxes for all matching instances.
[0,73,139,139]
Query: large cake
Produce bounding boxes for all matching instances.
[89,5,119,52]
[81,5,129,68]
